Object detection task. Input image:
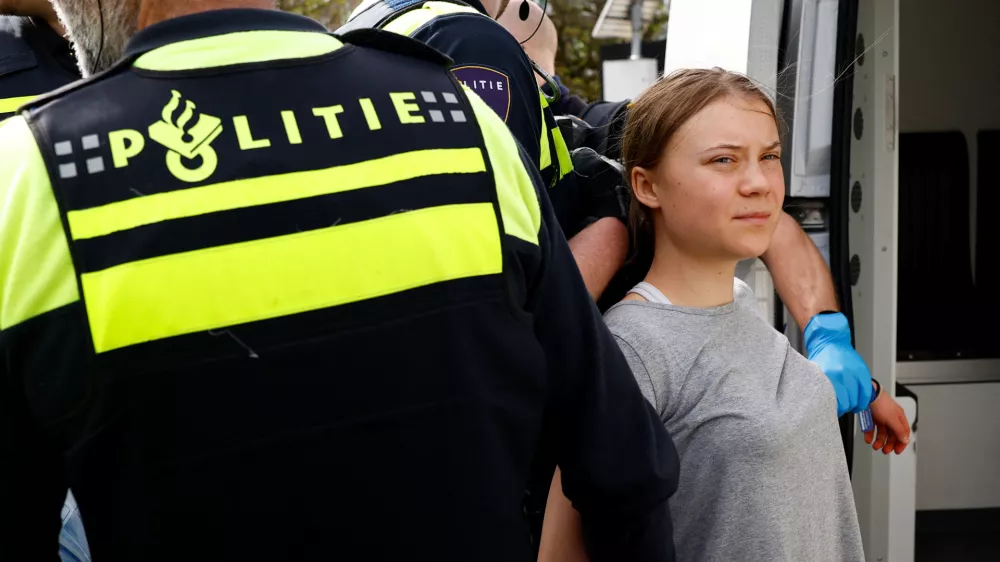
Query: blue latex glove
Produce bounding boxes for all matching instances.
[804,312,874,417]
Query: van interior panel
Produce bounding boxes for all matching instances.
[897,132,979,359]
[976,131,999,319]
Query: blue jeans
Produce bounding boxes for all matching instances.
[59,492,91,562]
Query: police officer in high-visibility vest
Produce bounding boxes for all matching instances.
[339,0,630,303]
[0,0,79,120]
[0,4,94,561]
[338,0,633,546]
[0,0,679,560]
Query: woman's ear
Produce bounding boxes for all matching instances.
[631,166,662,209]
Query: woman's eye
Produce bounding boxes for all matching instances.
[762,154,780,161]
[713,157,734,164]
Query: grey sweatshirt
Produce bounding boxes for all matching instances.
[604,281,865,562]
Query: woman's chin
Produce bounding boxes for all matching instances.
[725,244,770,262]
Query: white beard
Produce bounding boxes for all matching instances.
[51,0,139,77]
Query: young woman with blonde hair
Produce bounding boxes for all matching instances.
[539,68,910,562]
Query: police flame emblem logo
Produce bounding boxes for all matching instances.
[148,90,224,182]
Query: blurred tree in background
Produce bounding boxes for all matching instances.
[547,0,667,102]
[546,0,610,102]
[278,0,667,102]
[278,0,362,27]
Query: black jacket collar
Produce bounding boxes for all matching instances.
[124,9,329,59]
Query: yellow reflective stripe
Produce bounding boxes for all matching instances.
[552,123,573,180]
[417,0,480,15]
[134,31,343,71]
[82,203,501,353]
[541,86,573,179]
[382,1,480,36]
[0,117,79,330]
[539,112,552,171]
[0,95,36,115]
[382,10,431,35]
[67,147,486,241]
[465,87,541,245]
[537,92,552,171]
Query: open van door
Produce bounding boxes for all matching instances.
[841,1,908,560]
[780,0,913,558]
[782,0,913,558]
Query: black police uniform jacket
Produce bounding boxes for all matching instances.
[0,8,678,562]
[0,15,78,120]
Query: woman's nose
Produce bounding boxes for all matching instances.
[739,162,771,197]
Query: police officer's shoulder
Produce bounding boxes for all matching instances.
[0,113,78,335]
[19,58,130,115]
[0,114,46,209]
[0,113,32,147]
[413,12,534,90]
[0,16,35,72]
[336,28,453,67]
[415,8,519,50]
[463,89,544,242]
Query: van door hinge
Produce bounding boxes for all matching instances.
[885,74,896,151]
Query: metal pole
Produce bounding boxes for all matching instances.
[629,0,643,59]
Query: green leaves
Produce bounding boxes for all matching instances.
[548,0,667,102]
[548,0,608,102]
[278,0,363,28]
[276,0,667,103]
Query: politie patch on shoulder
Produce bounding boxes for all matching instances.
[451,65,511,122]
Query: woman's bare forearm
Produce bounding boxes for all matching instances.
[538,468,590,562]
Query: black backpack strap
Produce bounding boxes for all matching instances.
[335,0,478,34]
[336,0,401,33]
[335,0,427,33]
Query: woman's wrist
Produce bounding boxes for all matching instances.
[871,378,882,403]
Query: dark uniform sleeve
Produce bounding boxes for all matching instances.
[412,14,544,170]
[522,141,679,560]
[0,356,67,559]
[0,117,71,560]
[543,76,588,117]
[579,100,630,162]
[0,17,78,121]
[470,72,676,554]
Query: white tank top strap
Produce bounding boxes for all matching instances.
[628,282,672,305]
[733,277,753,294]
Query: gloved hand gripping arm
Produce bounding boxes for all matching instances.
[803,311,874,416]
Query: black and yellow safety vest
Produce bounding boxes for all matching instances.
[0,16,79,120]
[0,9,622,559]
[0,11,681,560]
[340,0,574,192]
